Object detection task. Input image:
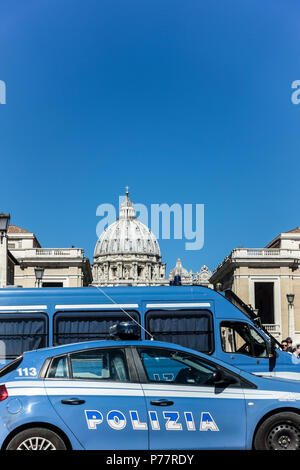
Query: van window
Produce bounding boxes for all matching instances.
[146,310,213,353]
[220,321,268,358]
[0,314,47,359]
[53,310,140,345]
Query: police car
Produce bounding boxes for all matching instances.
[1,323,300,450]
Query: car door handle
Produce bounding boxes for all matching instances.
[61,398,86,405]
[150,399,174,406]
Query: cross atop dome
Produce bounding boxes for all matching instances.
[119,187,136,220]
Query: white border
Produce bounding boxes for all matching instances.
[145,302,211,308]
[0,305,48,311]
[55,304,139,309]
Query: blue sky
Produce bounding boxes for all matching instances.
[1,0,300,274]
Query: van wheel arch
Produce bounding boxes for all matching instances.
[252,407,300,449]
[1,422,72,450]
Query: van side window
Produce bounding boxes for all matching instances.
[0,314,47,360]
[53,310,140,346]
[146,310,214,353]
[220,322,268,358]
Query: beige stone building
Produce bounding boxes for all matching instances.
[210,228,300,342]
[168,258,213,287]
[8,225,92,287]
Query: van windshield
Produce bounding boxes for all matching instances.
[220,321,269,358]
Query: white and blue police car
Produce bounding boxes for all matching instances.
[0,322,300,450]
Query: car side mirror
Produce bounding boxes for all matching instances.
[212,369,224,383]
[212,369,235,386]
[266,338,276,357]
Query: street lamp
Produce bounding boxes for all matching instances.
[34,268,44,288]
[0,213,10,288]
[286,293,295,340]
[0,213,10,244]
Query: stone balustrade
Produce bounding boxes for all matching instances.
[10,248,84,258]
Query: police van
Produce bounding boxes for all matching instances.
[0,285,298,380]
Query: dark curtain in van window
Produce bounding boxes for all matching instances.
[55,312,139,345]
[147,313,212,352]
[0,318,46,358]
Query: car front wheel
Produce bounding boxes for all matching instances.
[254,412,300,450]
[6,427,67,450]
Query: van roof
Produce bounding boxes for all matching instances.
[0,285,252,322]
[0,285,227,308]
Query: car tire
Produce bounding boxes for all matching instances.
[254,412,300,450]
[6,427,67,450]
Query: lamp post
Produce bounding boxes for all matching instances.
[286,293,295,340]
[0,213,10,288]
[34,268,44,288]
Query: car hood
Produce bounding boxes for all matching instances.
[243,372,300,393]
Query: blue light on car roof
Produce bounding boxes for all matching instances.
[109,321,140,340]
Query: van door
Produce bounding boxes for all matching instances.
[218,321,272,375]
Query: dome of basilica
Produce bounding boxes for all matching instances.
[92,190,166,286]
[94,192,161,259]
[92,189,212,287]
